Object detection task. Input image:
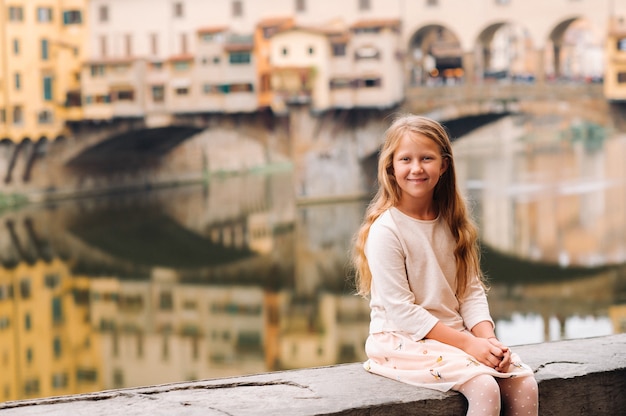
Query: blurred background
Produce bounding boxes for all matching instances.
[1,0,626,403]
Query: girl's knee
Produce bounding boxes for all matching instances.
[458,374,502,407]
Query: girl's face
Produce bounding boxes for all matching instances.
[392,132,448,210]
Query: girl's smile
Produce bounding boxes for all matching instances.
[392,132,448,218]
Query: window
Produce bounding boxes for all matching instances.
[495,0,510,4]
[330,78,355,89]
[232,0,243,17]
[115,90,134,101]
[43,76,53,101]
[230,83,253,92]
[173,1,183,17]
[618,72,626,83]
[358,0,370,11]
[13,39,19,55]
[90,65,105,77]
[45,274,59,288]
[125,34,132,56]
[618,37,626,51]
[62,10,82,24]
[229,51,251,64]
[332,43,346,56]
[52,373,68,389]
[38,110,53,124]
[52,297,63,324]
[99,5,108,22]
[173,61,190,71]
[150,33,158,55]
[53,337,62,357]
[152,85,165,102]
[203,84,218,94]
[37,7,53,22]
[295,0,306,12]
[175,87,189,96]
[426,0,438,5]
[100,35,107,57]
[308,46,314,55]
[24,313,31,330]
[8,6,23,21]
[76,368,98,382]
[14,73,20,90]
[355,46,380,59]
[24,379,39,396]
[26,348,33,363]
[201,32,225,43]
[358,77,381,88]
[41,39,49,60]
[13,106,23,125]
[282,47,288,56]
[159,292,173,310]
[180,33,188,54]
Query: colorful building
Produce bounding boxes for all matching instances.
[605,16,626,102]
[0,0,86,143]
[0,259,102,402]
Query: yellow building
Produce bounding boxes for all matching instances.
[0,259,102,402]
[0,0,86,143]
[605,16,626,101]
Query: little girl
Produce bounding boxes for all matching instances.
[352,115,538,415]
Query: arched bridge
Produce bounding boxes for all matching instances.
[0,82,618,202]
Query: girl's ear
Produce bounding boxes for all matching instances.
[440,156,449,176]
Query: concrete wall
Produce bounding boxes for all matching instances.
[1,333,624,416]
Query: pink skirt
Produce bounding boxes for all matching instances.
[364,331,535,392]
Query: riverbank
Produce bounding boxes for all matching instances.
[2,333,624,415]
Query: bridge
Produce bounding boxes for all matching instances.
[0,82,617,203]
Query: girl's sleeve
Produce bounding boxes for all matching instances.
[458,276,495,331]
[366,221,439,340]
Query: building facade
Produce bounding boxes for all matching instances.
[0,0,86,143]
[1,0,626,143]
[605,16,626,102]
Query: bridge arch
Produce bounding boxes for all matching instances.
[474,21,536,82]
[544,16,603,81]
[406,24,463,86]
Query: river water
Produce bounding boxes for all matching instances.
[1,114,625,401]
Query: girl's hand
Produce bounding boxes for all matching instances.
[463,337,508,369]
[488,337,511,372]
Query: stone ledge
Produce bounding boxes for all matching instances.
[1,334,625,416]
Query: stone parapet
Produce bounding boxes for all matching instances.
[1,334,625,415]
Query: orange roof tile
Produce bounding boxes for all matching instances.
[350,18,401,29]
[197,26,229,35]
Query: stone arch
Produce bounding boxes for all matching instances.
[474,21,536,83]
[407,24,463,86]
[545,17,604,82]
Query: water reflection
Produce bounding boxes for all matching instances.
[1,115,626,402]
[454,115,626,267]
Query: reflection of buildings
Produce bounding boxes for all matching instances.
[455,115,626,268]
[0,259,102,402]
[90,272,269,387]
[488,266,626,343]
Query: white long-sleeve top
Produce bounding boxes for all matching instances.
[365,207,494,341]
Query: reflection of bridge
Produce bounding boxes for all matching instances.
[0,174,295,285]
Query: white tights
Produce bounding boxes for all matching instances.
[456,374,538,416]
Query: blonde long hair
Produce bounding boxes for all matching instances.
[352,114,483,299]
